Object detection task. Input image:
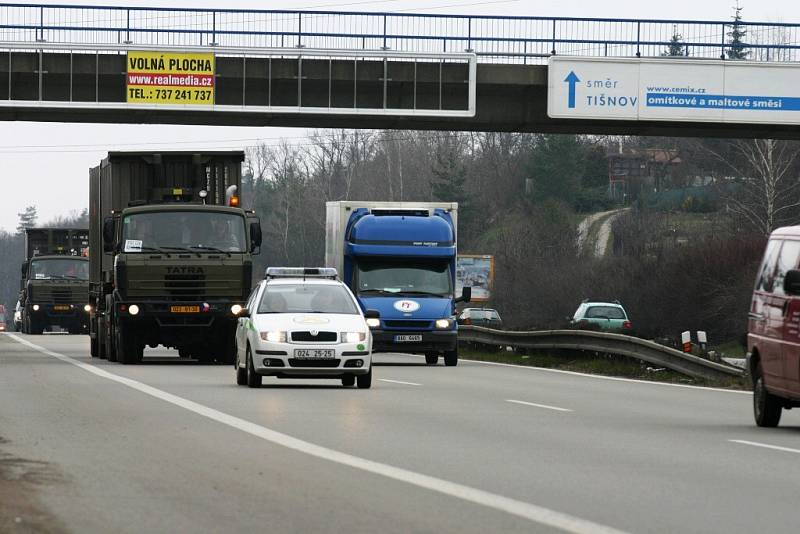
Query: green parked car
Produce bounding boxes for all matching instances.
[569,300,633,334]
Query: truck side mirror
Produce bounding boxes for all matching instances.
[785,269,800,296]
[456,286,472,304]
[102,217,115,252]
[20,261,28,277]
[250,221,262,254]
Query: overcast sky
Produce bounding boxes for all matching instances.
[0,0,797,232]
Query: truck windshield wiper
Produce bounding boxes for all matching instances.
[137,245,171,257]
[359,289,400,296]
[189,245,232,257]
[398,290,448,297]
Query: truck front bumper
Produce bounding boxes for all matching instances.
[370,329,457,354]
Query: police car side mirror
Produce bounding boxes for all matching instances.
[103,217,115,252]
[239,308,251,318]
[250,221,262,254]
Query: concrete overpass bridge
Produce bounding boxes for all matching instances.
[1,4,799,138]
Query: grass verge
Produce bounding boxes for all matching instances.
[460,345,750,390]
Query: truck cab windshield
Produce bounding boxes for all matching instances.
[356,259,451,297]
[30,258,89,280]
[122,211,247,253]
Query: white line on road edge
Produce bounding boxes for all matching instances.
[506,399,573,413]
[729,439,800,454]
[448,356,750,395]
[7,334,627,534]
[379,379,422,386]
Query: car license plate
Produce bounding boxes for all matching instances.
[53,305,70,311]
[394,335,423,342]
[170,305,199,313]
[293,349,335,359]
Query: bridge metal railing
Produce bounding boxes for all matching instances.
[458,325,745,381]
[0,4,799,64]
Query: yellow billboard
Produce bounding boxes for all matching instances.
[127,51,215,105]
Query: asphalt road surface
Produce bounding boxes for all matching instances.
[2,332,800,534]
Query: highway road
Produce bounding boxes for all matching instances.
[2,332,800,534]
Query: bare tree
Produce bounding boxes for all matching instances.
[706,139,800,235]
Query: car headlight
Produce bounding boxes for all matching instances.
[84,304,92,312]
[260,331,286,343]
[435,319,453,329]
[128,304,140,316]
[230,304,243,315]
[32,304,40,311]
[366,318,380,328]
[342,331,367,343]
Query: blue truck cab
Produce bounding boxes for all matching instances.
[325,202,470,366]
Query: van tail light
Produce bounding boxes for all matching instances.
[623,321,632,330]
[463,318,471,325]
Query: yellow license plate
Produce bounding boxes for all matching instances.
[53,305,71,311]
[170,305,200,313]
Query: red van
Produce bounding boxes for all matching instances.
[747,226,800,426]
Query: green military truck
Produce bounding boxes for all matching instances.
[20,228,90,335]
[89,151,262,364]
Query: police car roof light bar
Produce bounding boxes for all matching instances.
[264,267,338,280]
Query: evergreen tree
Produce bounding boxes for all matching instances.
[526,134,584,205]
[661,26,687,57]
[726,2,750,60]
[431,142,469,208]
[15,205,37,234]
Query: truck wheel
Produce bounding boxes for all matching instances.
[29,316,44,335]
[246,347,261,388]
[356,368,372,389]
[754,365,782,427]
[342,374,355,387]
[425,353,438,365]
[444,350,458,367]
[219,338,237,365]
[116,323,143,365]
[90,337,98,358]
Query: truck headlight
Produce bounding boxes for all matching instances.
[128,304,140,316]
[366,318,380,328]
[435,319,453,329]
[230,304,243,315]
[260,331,286,343]
[32,304,40,311]
[84,304,92,312]
[342,332,367,343]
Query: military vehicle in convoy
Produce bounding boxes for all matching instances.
[89,151,262,364]
[19,228,90,334]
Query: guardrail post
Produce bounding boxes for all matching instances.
[382,14,388,50]
[37,6,44,42]
[297,12,303,48]
[210,11,218,47]
[466,17,473,52]
[551,19,556,55]
[720,23,726,59]
[124,9,132,45]
[635,21,641,57]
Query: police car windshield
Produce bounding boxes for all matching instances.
[30,258,89,280]
[258,284,359,315]
[122,211,247,253]
[356,258,451,297]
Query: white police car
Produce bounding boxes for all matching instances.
[234,268,378,389]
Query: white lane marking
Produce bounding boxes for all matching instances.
[729,439,800,454]
[7,334,627,534]
[379,379,422,386]
[408,355,749,395]
[506,399,573,413]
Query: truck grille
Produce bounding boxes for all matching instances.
[384,320,431,329]
[164,273,206,298]
[291,331,337,342]
[34,287,87,304]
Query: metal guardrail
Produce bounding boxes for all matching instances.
[458,325,744,381]
[0,4,798,63]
